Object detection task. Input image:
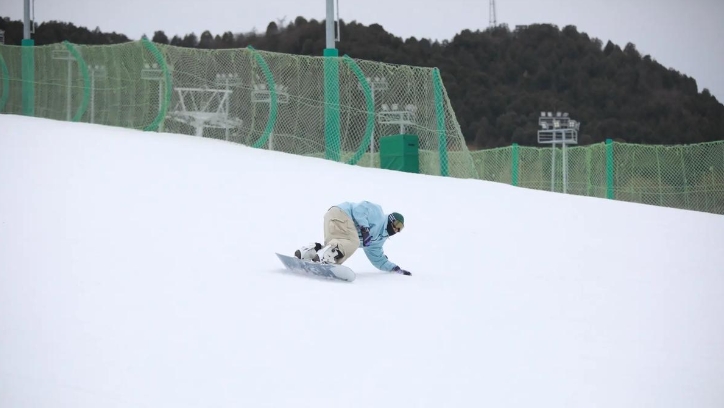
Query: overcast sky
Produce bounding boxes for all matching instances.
[4,0,723,101]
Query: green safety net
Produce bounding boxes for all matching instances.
[470,141,724,215]
[1,41,722,215]
[0,40,477,179]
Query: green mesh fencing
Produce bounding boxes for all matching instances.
[1,41,722,215]
[0,40,478,179]
[470,140,724,215]
[610,141,724,213]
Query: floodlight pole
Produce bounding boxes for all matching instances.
[359,76,388,167]
[251,82,289,149]
[52,49,74,121]
[215,73,242,141]
[538,112,579,194]
[88,65,107,124]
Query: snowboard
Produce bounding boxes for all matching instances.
[275,253,356,282]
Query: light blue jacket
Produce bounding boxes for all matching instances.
[335,201,398,272]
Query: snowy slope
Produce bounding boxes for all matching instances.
[1,115,723,408]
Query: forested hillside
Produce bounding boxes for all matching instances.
[2,16,722,148]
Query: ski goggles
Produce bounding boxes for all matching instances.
[389,214,404,233]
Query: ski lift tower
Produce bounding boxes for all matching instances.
[166,73,244,139]
[538,111,580,193]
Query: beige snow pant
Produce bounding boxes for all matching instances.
[323,206,360,264]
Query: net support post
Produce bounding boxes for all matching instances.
[141,37,172,132]
[21,38,34,116]
[323,48,340,161]
[511,143,519,186]
[248,46,278,149]
[0,53,9,113]
[342,55,375,166]
[432,68,449,177]
[606,139,614,199]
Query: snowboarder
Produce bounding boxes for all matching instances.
[295,201,412,276]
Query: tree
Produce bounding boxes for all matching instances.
[152,30,169,44]
[265,22,279,37]
[198,30,214,48]
[218,31,235,48]
[180,33,198,48]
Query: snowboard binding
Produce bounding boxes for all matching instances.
[295,242,322,262]
[294,242,344,265]
[318,244,344,264]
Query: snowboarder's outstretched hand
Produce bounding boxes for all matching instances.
[360,226,372,246]
[392,266,412,276]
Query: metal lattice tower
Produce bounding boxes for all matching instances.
[489,0,497,27]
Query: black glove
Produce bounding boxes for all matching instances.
[392,266,412,276]
[360,226,371,247]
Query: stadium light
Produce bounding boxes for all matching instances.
[377,102,416,134]
[537,111,581,194]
